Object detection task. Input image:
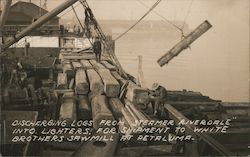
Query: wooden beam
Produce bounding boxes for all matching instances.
[157,21,212,66]
[125,101,148,122]
[164,104,234,156]
[91,95,114,130]
[111,71,127,87]
[60,53,109,61]
[126,81,149,104]
[54,89,74,94]
[89,59,106,70]
[59,92,76,123]
[75,69,89,95]
[101,61,116,71]
[109,98,125,119]
[86,69,104,95]
[98,69,120,97]
[62,55,108,61]
[121,107,138,129]
[57,73,68,89]
[80,60,93,69]
[78,95,91,120]
[72,61,83,70]
[63,62,75,79]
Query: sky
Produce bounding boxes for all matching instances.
[8,0,250,102]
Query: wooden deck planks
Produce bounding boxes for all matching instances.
[60,53,109,61]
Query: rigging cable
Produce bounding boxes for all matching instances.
[136,0,183,35]
[181,0,194,33]
[71,5,93,46]
[59,2,81,18]
[114,0,162,41]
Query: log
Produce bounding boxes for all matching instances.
[59,92,76,123]
[121,107,138,129]
[126,81,149,104]
[72,61,83,70]
[157,20,212,66]
[125,102,148,122]
[109,98,125,119]
[101,61,116,71]
[75,69,89,95]
[60,53,108,61]
[98,69,120,97]
[63,62,75,79]
[78,95,91,120]
[57,73,68,89]
[54,89,74,94]
[86,69,104,95]
[111,71,127,87]
[222,102,250,108]
[89,59,106,70]
[91,95,114,129]
[72,133,119,157]
[80,59,93,69]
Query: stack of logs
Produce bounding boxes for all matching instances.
[52,52,168,157]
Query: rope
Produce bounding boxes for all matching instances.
[136,0,183,34]
[114,0,162,41]
[181,0,194,31]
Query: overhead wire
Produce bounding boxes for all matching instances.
[59,2,81,18]
[181,0,194,31]
[114,0,162,41]
[71,5,93,46]
[136,0,183,35]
